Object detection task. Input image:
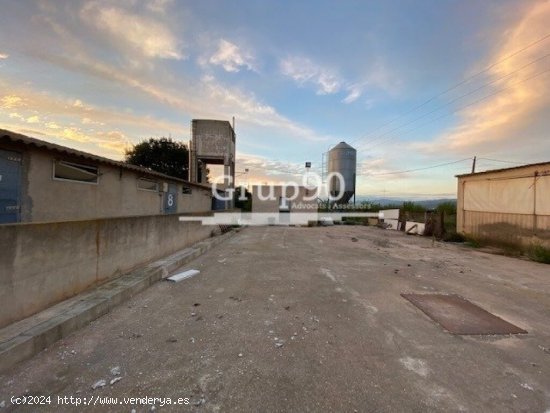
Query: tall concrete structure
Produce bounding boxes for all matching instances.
[189,119,235,208]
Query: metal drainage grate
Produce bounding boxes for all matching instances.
[401,293,527,335]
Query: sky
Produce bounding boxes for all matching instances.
[1,0,549,199]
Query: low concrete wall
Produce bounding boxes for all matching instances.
[0,215,214,328]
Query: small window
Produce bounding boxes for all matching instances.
[137,178,159,192]
[53,160,98,183]
[182,186,192,195]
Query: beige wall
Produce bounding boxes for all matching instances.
[457,163,550,248]
[0,215,214,328]
[251,185,318,213]
[15,147,212,223]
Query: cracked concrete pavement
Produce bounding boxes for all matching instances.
[1,226,550,412]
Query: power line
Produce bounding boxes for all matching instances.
[358,158,472,176]
[361,192,457,197]
[355,52,550,151]
[477,157,524,165]
[349,32,550,146]
[357,66,550,153]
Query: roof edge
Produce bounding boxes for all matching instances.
[455,161,550,178]
[0,128,212,191]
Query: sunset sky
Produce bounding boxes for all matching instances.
[1,0,549,198]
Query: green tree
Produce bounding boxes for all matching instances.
[125,137,189,180]
[234,186,252,211]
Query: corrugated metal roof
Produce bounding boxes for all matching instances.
[455,161,550,178]
[0,128,212,190]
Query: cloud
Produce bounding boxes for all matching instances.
[146,0,174,14]
[342,84,364,104]
[0,86,190,157]
[26,115,40,124]
[60,126,90,143]
[200,75,329,142]
[95,130,131,152]
[209,39,256,72]
[45,122,60,129]
[81,2,183,60]
[356,157,409,179]
[3,6,333,155]
[419,2,550,156]
[365,59,402,95]
[280,56,397,102]
[73,99,85,108]
[280,56,341,95]
[1,112,131,158]
[1,95,25,109]
[234,152,308,185]
[0,53,8,59]
[81,117,103,125]
[25,36,328,143]
[0,85,184,134]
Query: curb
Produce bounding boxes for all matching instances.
[0,229,238,373]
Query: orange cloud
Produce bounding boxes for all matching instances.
[419,2,550,155]
[1,95,25,109]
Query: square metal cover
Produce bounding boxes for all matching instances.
[401,293,527,335]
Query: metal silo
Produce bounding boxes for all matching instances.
[328,141,357,204]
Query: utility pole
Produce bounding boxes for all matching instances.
[471,156,477,174]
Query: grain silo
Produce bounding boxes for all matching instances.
[328,141,357,204]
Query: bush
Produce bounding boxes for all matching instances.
[436,201,457,215]
[443,232,465,243]
[527,244,550,264]
[464,236,482,248]
[402,201,426,213]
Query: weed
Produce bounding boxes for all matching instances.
[527,244,550,264]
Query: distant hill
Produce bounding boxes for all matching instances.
[409,199,457,210]
[355,197,456,210]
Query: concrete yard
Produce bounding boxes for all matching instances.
[1,226,550,412]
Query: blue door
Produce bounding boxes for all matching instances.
[163,183,178,214]
[0,149,22,224]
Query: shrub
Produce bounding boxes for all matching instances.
[402,201,426,213]
[464,236,482,248]
[436,201,457,215]
[443,232,466,243]
[527,244,550,264]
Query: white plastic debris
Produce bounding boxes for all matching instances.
[167,269,200,283]
[92,379,107,390]
[110,366,121,376]
[319,217,334,226]
[110,377,122,386]
[520,383,534,391]
[194,397,206,406]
